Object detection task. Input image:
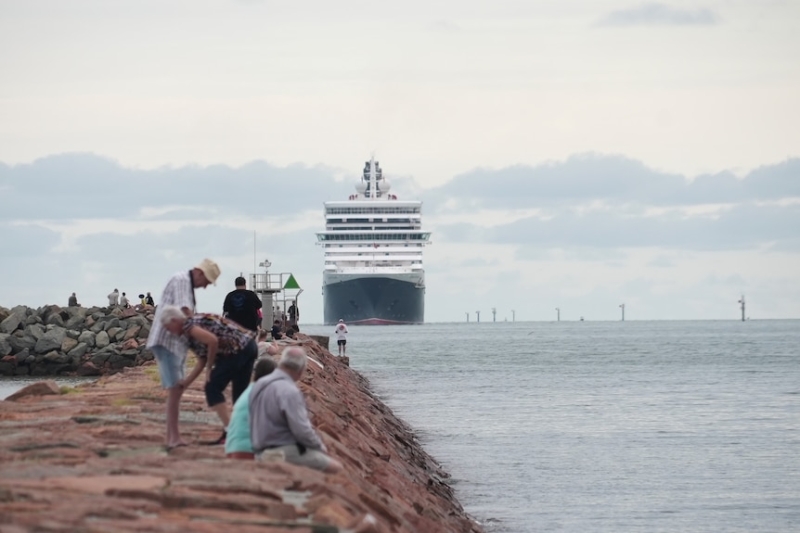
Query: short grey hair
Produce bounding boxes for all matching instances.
[159,305,187,326]
[279,346,307,372]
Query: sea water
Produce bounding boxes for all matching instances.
[305,320,800,533]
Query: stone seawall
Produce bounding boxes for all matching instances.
[0,334,484,532]
[0,304,155,377]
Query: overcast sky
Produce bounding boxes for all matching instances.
[1,0,798,321]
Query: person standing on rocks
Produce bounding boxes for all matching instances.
[145,292,155,306]
[68,292,78,307]
[145,258,220,450]
[159,306,258,446]
[334,319,349,357]
[287,300,299,327]
[222,276,262,332]
[119,292,130,308]
[249,347,343,473]
[107,288,120,307]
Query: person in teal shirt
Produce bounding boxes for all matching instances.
[225,357,277,459]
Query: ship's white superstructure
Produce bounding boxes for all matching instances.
[316,159,431,324]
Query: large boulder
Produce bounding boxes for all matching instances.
[123,325,142,340]
[95,330,110,349]
[67,342,89,359]
[43,350,69,364]
[34,327,67,354]
[0,311,24,334]
[46,313,65,328]
[103,318,121,331]
[8,334,35,354]
[78,330,95,348]
[0,334,11,356]
[107,327,122,341]
[14,348,30,363]
[61,337,79,353]
[4,380,60,401]
[64,314,86,330]
[26,324,45,341]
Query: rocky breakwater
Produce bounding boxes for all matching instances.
[0,304,154,377]
[0,334,484,533]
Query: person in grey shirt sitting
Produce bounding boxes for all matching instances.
[249,346,343,473]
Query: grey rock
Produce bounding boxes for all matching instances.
[95,330,110,349]
[0,334,11,356]
[67,342,89,359]
[108,354,134,370]
[114,329,127,342]
[24,355,36,364]
[66,329,80,340]
[14,348,30,363]
[90,321,105,334]
[46,313,65,327]
[120,349,139,360]
[104,318,121,331]
[14,365,29,376]
[91,311,105,320]
[107,327,122,340]
[91,352,110,366]
[8,334,36,354]
[65,315,86,330]
[34,327,67,354]
[44,350,69,364]
[27,324,45,341]
[78,330,95,347]
[61,337,79,353]
[24,315,41,326]
[0,312,24,334]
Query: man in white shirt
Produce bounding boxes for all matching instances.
[146,258,220,450]
[334,319,349,356]
[107,288,120,307]
[119,292,130,308]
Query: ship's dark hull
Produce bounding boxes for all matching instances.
[323,276,424,325]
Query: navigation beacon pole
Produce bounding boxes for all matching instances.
[619,303,625,321]
[476,310,481,323]
[492,307,496,322]
[738,295,746,322]
[556,307,560,322]
[465,312,469,323]
[511,310,515,322]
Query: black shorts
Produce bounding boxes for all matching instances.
[204,339,257,407]
[337,339,346,346]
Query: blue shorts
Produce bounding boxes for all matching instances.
[151,345,186,389]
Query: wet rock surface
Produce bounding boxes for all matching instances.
[0,335,483,533]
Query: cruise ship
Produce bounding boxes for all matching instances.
[317,159,432,325]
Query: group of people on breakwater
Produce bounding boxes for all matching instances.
[146,258,344,474]
[67,290,155,310]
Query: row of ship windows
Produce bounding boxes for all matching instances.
[327,226,420,231]
[317,234,431,241]
[327,207,421,215]
[327,219,419,224]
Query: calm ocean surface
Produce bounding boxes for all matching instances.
[305,319,800,533]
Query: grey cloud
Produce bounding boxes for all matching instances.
[0,153,354,221]
[75,225,262,261]
[597,3,719,27]
[0,223,62,258]
[438,203,800,251]
[426,154,800,211]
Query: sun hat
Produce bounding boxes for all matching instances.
[196,258,221,285]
